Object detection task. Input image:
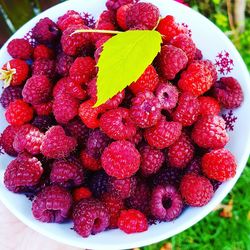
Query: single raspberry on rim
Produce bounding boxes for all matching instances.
[202,148,237,182]
[150,185,183,221]
[32,185,72,223]
[5,99,33,126]
[7,38,33,60]
[101,140,140,179]
[192,115,229,149]
[100,107,136,140]
[73,199,110,237]
[180,173,214,207]
[144,118,182,149]
[118,209,148,234]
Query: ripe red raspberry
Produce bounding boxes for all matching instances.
[172,92,200,127]
[98,10,117,25]
[151,185,183,221]
[101,140,140,179]
[53,93,79,124]
[202,149,237,182]
[32,115,55,132]
[53,77,87,100]
[117,4,132,30]
[50,159,85,188]
[61,25,91,56]
[156,82,179,111]
[93,20,115,42]
[100,107,136,140]
[139,144,165,176]
[101,193,125,229]
[1,59,29,86]
[41,125,77,159]
[130,91,161,128]
[213,77,244,109]
[64,118,89,146]
[192,115,229,149]
[129,65,159,95]
[178,61,214,96]
[157,45,188,80]
[107,176,137,199]
[80,150,101,171]
[198,96,221,116]
[126,2,160,30]
[56,53,74,76]
[22,75,52,105]
[69,57,96,84]
[72,187,92,202]
[33,44,54,60]
[5,99,33,126]
[170,34,196,62]
[118,209,148,234]
[32,185,72,223]
[0,86,22,109]
[33,100,53,116]
[79,100,105,129]
[200,60,218,83]
[73,199,110,237]
[7,38,33,60]
[167,132,194,169]
[0,125,19,156]
[152,167,183,188]
[33,18,59,44]
[144,118,182,149]
[13,124,44,155]
[57,10,84,31]
[126,179,151,215]
[157,15,187,43]
[4,153,43,193]
[32,59,56,79]
[180,173,214,207]
[106,0,134,11]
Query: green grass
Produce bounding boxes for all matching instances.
[143,165,250,250]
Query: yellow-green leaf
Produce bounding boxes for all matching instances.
[94,30,162,107]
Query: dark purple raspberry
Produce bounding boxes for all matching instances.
[64,118,90,146]
[100,108,136,140]
[185,158,202,175]
[32,115,56,132]
[56,53,74,76]
[0,86,23,109]
[107,176,137,199]
[50,160,85,188]
[155,82,179,111]
[150,185,183,221]
[130,91,161,128]
[32,59,56,79]
[139,144,165,176]
[86,129,111,158]
[32,185,72,223]
[125,178,151,215]
[73,199,110,237]
[88,171,109,198]
[33,18,60,44]
[126,2,160,30]
[4,153,43,193]
[211,179,222,191]
[195,48,203,60]
[152,167,183,188]
[106,0,134,11]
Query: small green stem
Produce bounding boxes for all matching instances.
[71,29,123,36]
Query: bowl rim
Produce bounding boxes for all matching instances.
[1,0,250,249]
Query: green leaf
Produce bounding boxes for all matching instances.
[94,30,162,107]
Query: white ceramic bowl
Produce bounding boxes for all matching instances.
[0,0,250,249]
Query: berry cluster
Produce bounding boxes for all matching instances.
[0,0,243,238]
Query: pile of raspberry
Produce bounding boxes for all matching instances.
[0,0,244,237]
